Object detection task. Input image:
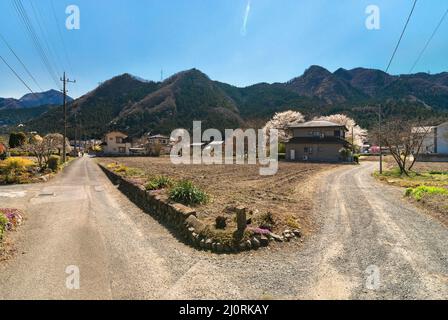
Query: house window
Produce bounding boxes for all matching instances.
[334,130,341,137]
[118,147,126,153]
[304,147,313,154]
[116,137,123,143]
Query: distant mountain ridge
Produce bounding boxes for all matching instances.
[13,66,448,138]
[0,89,73,110]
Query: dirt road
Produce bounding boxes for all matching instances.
[0,158,446,299]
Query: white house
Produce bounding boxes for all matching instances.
[102,131,132,155]
[419,121,448,154]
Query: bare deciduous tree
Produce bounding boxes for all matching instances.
[24,134,71,170]
[373,118,432,175]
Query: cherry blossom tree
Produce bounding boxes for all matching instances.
[263,111,305,143]
[314,114,367,147]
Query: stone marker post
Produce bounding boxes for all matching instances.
[235,206,247,238]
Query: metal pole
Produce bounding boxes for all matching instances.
[379,104,383,174]
[62,72,67,163]
[60,72,76,163]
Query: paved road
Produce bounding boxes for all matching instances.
[0,158,446,299]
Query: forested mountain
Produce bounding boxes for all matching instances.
[11,66,448,138]
[0,89,72,110]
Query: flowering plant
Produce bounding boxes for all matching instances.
[0,208,23,231]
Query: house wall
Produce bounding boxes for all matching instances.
[292,127,345,138]
[437,122,448,154]
[420,127,436,153]
[419,122,448,155]
[285,142,343,162]
[103,132,131,155]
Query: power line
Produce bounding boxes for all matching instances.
[12,0,61,89]
[28,0,64,76]
[50,0,74,76]
[0,54,37,97]
[385,0,418,73]
[380,0,418,174]
[409,7,448,73]
[0,32,43,91]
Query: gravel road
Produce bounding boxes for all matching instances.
[0,158,446,299]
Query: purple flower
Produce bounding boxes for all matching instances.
[247,227,271,235]
[0,208,23,230]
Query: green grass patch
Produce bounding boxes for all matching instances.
[405,185,448,201]
[145,175,173,190]
[169,180,209,206]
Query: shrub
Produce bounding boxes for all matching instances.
[215,216,227,229]
[145,176,173,190]
[0,213,7,240]
[405,185,448,201]
[106,163,118,169]
[353,154,360,164]
[286,216,300,229]
[8,132,27,149]
[113,164,128,173]
[47,155,60,172]
[0,157,34,173]
[169,180,209,206]
[0,157,35,184]
[339,148,351,161]
[257,211,275,231]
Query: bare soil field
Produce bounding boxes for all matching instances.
[98,157,339,236]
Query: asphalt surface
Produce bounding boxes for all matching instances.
[0,158,446,299]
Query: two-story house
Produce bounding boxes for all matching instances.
[285,120,350,162]
[145,134,171,155]
[102,131,132,155]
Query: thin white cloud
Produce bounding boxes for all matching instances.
[241,0,251,36]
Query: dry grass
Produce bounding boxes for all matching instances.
[98,157,338,235]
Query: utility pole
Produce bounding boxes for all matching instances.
[60,72,76,163]
[378,104,383,174]
[352,126,355,153]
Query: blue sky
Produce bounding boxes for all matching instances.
[1,0,447,99]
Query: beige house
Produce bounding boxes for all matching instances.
[145,134,171,155]
[102,131,132,155]
[285,120,350,162]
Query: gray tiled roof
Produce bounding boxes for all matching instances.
[289,120,346,128]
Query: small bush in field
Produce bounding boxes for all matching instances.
[47,155,60,172]
[169,180,209,206]
[106,163,117,169]
[215,216,227,229]
[145,176,173,190]
[113,164,128,173]
[259,211,275,228]
[0,157,35,184]
[0,213,7,240]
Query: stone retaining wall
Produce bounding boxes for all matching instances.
[98,163,301,253]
